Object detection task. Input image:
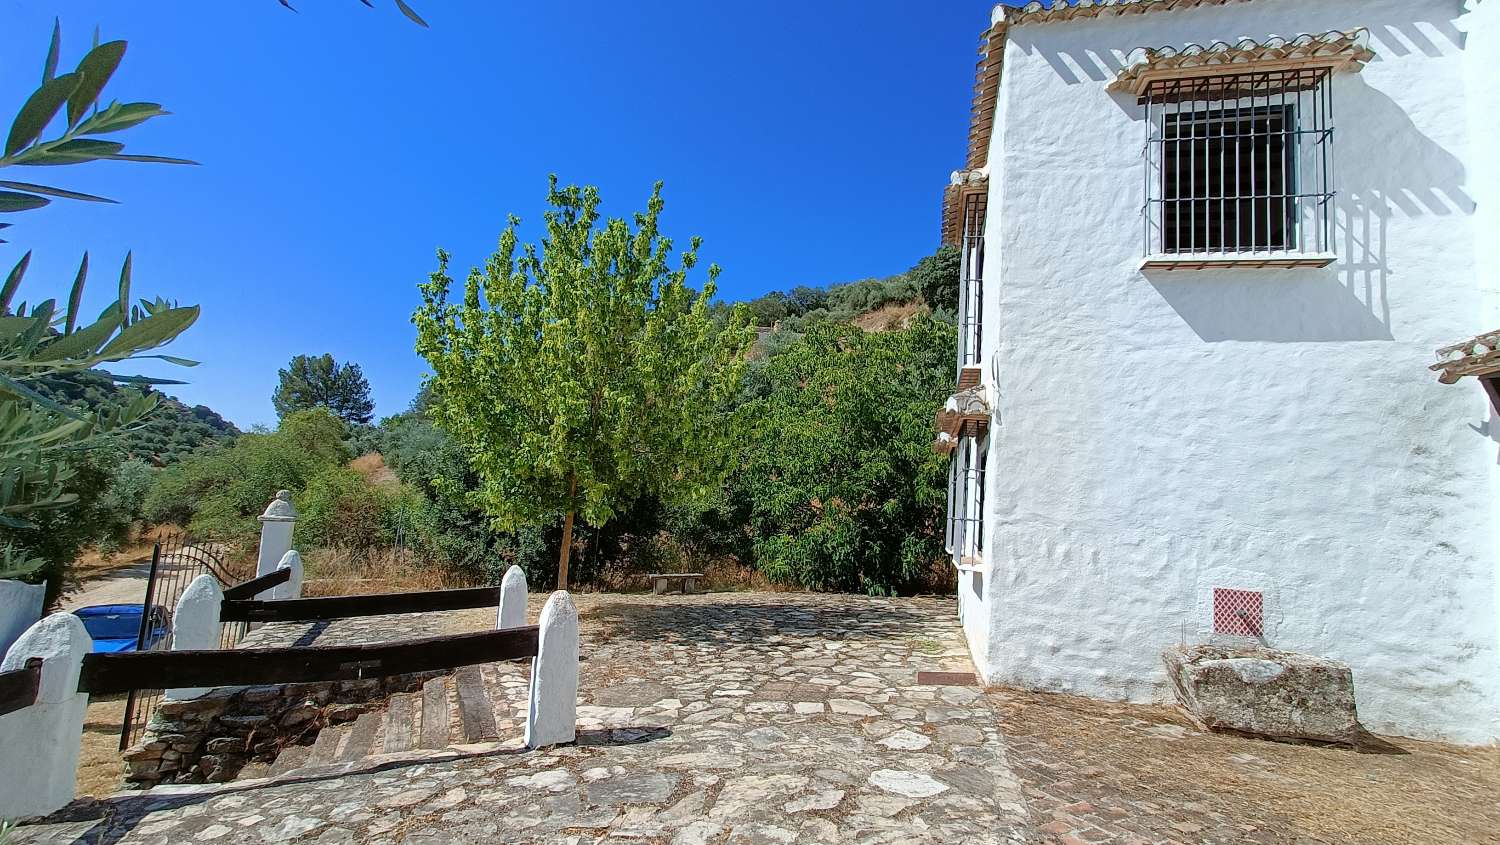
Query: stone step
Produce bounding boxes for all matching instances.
[383,691,416,754]
[305,722,345,766]
[263,660,525,781]
[337,711,382,762]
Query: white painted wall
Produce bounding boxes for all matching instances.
[0,579,44,660]
[971,0,1499,742]
[0,613,91,818]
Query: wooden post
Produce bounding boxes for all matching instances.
[1482,376,1500,415]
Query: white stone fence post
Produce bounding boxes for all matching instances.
[272,550,304,601]
[497,564,527,630]
[0,579,45,660]
[167,574,224,700]
[256,490,298,580]
[0,613,91,819]
[524,590,578,749]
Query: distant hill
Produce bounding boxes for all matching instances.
[32,370,240,466]
[739,246,958,332]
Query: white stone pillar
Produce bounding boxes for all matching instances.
[256,490,298,579]
[524,591,578,749]
[0,613,91,819]
[0,579,45,660]
[166,575,223,700]
[274,550,304,601]
[497,565,527,630]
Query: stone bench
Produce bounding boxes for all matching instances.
[647,573,703,595]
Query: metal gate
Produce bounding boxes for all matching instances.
[118,533,250,750]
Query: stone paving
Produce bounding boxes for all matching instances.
[16,591,1495,845]
[14,592,1031,845]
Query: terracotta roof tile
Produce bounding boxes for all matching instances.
[1001,0,1255,26]
[1111,29,1375,93]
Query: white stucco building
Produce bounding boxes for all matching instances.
[938,0,1500,744]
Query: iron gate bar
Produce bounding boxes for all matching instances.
[221,585,504,623]
[0,658,42,717]
[120,533,247,751]
[222,567,292,601]
[79,626,541,696]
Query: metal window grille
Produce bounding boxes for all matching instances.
[948,436,987,562]
[944,456,959,554]
[1142,68,1335,258]
[957,192,987,368]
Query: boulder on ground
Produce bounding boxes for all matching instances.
[1162,644,1360,745]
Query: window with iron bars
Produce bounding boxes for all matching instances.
[957,192,986,368]
[1142,68,1335,259]
[945,435,987,562]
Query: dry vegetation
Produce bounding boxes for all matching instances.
[852,300,925,333]
[75,696,129,798]
[991,687,1500,845]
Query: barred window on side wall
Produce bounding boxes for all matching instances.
[1141,68,1336,263]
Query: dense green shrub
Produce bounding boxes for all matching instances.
[144,408,352,543]
[296,466,393,556]
[730,317,955,594]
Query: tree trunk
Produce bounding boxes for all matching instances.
[557,473,577,591]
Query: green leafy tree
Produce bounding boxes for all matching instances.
[733,317,956,594]
[0,23,198,582]
[414,178,754,589]
[273,353,375,424]
[910,245,961,314]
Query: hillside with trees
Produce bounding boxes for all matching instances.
[141,227,960,596]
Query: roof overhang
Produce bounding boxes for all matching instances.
[997,0,1257,27]
[933,386,992,455]
[1432,330,1500,385]
[1110,29,1375,96]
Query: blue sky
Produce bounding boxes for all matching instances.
[2,1,997,428]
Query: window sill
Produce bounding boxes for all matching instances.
[955,556,988,574]
[1141,253,1337,271]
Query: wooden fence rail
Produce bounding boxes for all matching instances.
[221,567,292,601]
[0,658,41,717]
[77,626,540,696]
[220,585,503,623]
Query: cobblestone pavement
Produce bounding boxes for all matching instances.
[16,592,1031,845]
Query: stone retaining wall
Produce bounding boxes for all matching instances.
[123,671,439,786]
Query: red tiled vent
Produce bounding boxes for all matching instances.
[1213,588,1263,637]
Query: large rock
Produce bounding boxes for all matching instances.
[1162,644,1360,745]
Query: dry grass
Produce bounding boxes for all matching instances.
[992,686,1500,845]
[301,547,473,597]
[852,300,925,332]
[349,452,400,490]
[75,695,129,798]
[69,525,178,582]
